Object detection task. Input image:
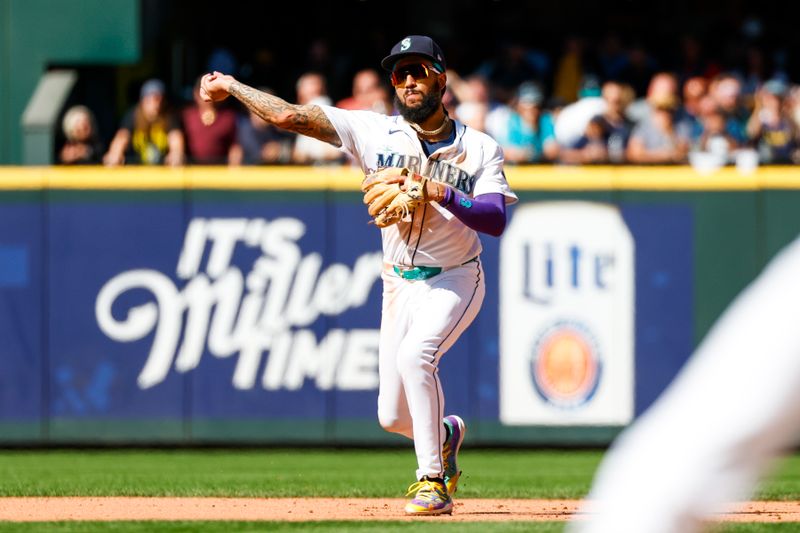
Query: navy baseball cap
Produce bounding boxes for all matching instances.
[381,35,446,72]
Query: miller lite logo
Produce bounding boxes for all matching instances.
[530,320,601,409]
[500,202,634,426]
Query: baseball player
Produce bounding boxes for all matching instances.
[200,35,517,515]
[568,233,800,533]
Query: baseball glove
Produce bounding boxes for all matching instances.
[361,167,430,228]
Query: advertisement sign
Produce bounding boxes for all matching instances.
[0,184,695,444]
[95,216,383,392]
[500,202,635,425]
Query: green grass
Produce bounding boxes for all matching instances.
[0,449,604,498]
[1,449,800,532]
[1,448,800,499]
[719,522,798,533]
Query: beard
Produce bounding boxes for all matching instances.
[395,89,442,124]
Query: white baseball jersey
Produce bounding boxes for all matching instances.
[322,105,518,267]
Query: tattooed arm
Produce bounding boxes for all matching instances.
[200,71,341,147]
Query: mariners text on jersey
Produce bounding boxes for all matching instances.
[373,152,477,195]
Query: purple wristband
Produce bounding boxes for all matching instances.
[442,190,507,237]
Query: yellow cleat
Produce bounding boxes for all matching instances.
[404,476,453,515]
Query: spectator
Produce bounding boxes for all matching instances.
[291,72,345,164]
[450,73,511,138]
[553,86,606,148]
[559,115,611,164]
[696,104,739,157]
[449,73,489,132]
[708,73,749,144]
[103,79,184,166]
[626,97,690,164]
[675,76,710,146]
[598,81,635,163]
[789,84,800,133]
[455,100,489,133]
[335,69,383,111]
[497,81,558,163]
[235,87,294,165]
[626,71,680,125]
[442,79,460,119]
[182,77,240,165]
[746,79,800,164]
[370,83,395,116]
[578,74,602,99]
[59,105,104,165]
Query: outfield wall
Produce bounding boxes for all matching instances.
[1,165,799,446]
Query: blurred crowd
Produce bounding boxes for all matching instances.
[58,37,800,168]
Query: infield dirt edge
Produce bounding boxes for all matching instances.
[2,497,800,523]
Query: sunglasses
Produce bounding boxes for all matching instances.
[390,63,440,87]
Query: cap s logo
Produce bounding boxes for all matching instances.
[401,38,411,51]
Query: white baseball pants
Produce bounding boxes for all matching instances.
[377,259,485,481]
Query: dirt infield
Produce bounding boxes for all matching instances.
[2,498,800,522]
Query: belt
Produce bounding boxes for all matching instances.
[391,256,478,281]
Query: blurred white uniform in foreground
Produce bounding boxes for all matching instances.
[568,235,800,533]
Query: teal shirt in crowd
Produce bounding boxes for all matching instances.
[506,111,556,162]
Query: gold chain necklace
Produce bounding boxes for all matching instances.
[408,115,450,136]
